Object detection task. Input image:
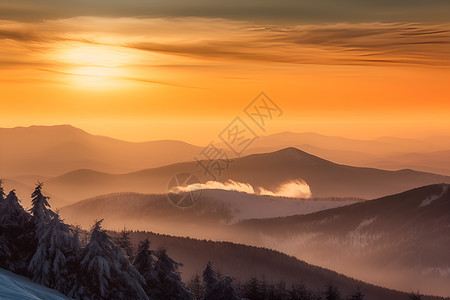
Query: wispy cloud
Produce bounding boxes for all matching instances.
[169,179,312,198]
[1,18,448,71]
[1,0,449,23]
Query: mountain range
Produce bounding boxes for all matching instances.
[2,125,450,179]
[33,147,450,206]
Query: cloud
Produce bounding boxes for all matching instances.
[169,180,255,194]
[1,0,450,23]
[1,18,448,71]
[129,22,450,67]
[259,180,312,198]
[169,179,312,199]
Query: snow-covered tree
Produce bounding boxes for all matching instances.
[133,239,158,298]
[0,190,35,275]
[75,220,148,300]
[203,261,218,298]
[0,178,5,205]
[115,228,134,261]
[28,210,79,295]
[29,182,52,235]
[153,248,193,300]
[187,274,204,300]
[203,262,239,300]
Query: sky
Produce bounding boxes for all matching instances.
[0,1,449,144]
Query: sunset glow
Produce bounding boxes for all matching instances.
[1,6,449,143]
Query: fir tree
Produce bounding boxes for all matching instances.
[323,283,341,300]
[75,220,148,300]
[187,274,205,300]
[348,286,364,300]
[0,178,5,205]
[408,291,423,300]
[203,261,218,299]
[202,262,239,300]
[29,182,52,235]
[242,277,262,300]
[28,210,79,294]
[115,228,134,261]
[153,248,193,300]
[133,239,158,298]
[214,276,240,300]
[0,190,34,274]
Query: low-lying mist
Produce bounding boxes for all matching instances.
[169,179,312,198]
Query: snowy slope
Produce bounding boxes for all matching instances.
[0,268,70,300]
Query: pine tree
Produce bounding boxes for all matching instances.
[75,220,148,300]
[115,228,134,261]
[0,178,5,205]
[203,261,219,299]
[214,276,240,300]
[0,190,35,275]
[323,283,341,300]
[153,248,193,300]
[408,291,423,300]
[29,182,52,235]
[133,239,158,298]
[242,277,262,300]
[187,274,205,300]
[348,286,364,300]
[28,210,79,294]
[202,262,239,300]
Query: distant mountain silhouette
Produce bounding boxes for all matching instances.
[236,184,450,297]
[0,125,202,177]
[3,125,450,180]
[244,132,450,175]
[40,147,450,205]
[246,131,450,155]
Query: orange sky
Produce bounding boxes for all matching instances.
[0,17,449,144]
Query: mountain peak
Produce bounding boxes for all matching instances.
[272,147,333,163]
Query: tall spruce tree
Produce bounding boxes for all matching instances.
[115,228,134,261]
[75,220,148,300]
[187,274,205,300]
[324,283,341,300]
[348,286,364,300]
[0,178,5,205]
[203,262,240,300]
[29,182,52,235]
[242,277,262,300]
[28,210,79,295]
[133,239,158,298]
[153,248,193,300]
[0,190,34,274]
[203,261,218,299]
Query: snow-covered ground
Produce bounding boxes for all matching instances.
[0,268,70,300]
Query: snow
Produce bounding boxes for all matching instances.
[0,268,71,300]
[420,185,448,207]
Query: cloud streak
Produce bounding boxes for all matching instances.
[0,18,448,71]
[1,0,450,23]
[169,179,312,199]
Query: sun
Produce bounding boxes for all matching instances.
[53,42,137,88]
